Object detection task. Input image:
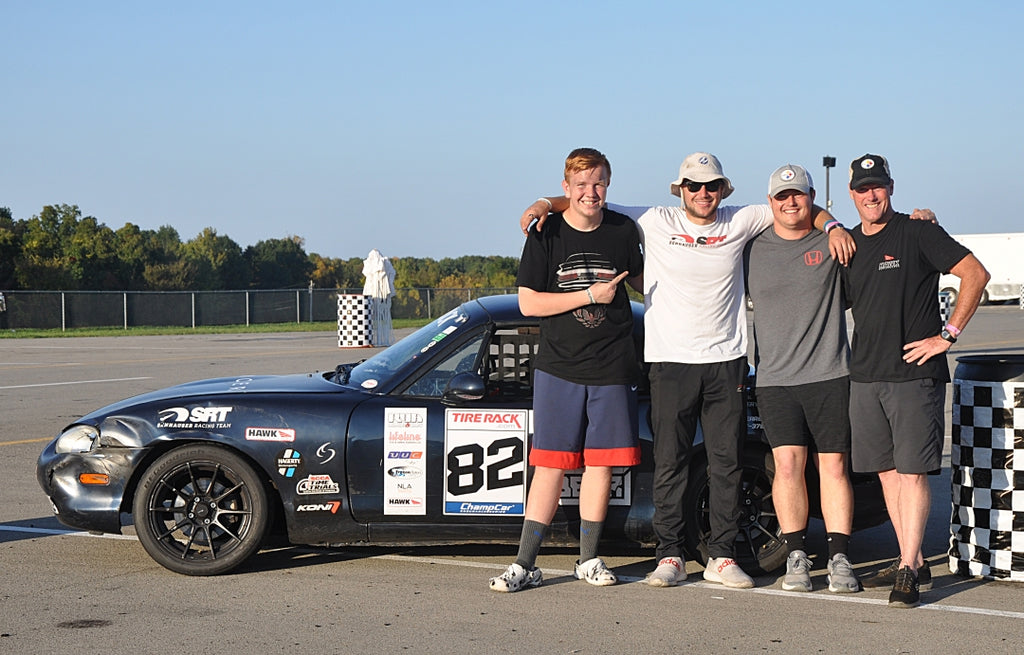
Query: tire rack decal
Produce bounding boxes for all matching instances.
[384,407,428,515]
[444,408,529,515]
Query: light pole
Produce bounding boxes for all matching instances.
[822,156,836,212]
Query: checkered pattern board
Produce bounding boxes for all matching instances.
[949,379,1024,581]
[938,291,953,324]
[337,294,373,348]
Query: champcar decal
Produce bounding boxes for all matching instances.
[384,407,427,515]
[444,408,528,516]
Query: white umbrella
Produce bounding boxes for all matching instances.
[362,249,396,346]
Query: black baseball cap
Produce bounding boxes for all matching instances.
[849,154,893,189]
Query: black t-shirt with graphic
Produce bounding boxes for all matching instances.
[516,209,644,385]
[843,212,970,383]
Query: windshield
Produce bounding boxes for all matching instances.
[346,307,472,391]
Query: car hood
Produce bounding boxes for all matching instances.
[76,372,353,424]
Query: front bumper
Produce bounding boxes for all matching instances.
[37,441,147,534]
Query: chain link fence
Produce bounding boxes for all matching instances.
[0,288,517,331]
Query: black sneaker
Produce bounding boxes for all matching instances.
[888,566,920,608]
[862,558,932,590]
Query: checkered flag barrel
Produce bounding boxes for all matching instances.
[337,294,373,348]
[949,355,1024,582]
[939,290,953,324]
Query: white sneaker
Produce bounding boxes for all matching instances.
[703,557,754,589]
[574,557,617,586]
[645,556,687,587]
[489,563,542,593]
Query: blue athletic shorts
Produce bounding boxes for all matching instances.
[529,369,640,469]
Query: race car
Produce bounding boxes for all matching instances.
[37,294,886,576]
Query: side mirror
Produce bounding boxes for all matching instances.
[443,372,486,403]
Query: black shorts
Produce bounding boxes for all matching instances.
[756,376,851,452]
[849,379,944,474]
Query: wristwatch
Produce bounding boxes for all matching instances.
[940,329,957,344]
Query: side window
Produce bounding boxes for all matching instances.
[401,333,486,397]
[485,327,539,402]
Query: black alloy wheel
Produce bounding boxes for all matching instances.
[133,444,269,575]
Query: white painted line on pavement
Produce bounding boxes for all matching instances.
[6,525,1023,621]
[0,376,151,390]
[0,525,136,540]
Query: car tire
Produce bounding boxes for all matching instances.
[682,445,787,576]
[133,444,269,576]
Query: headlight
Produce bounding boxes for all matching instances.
[55,425,99,454]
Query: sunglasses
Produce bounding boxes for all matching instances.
[683,179,724,193]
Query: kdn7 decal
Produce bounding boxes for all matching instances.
[444,409,528,516]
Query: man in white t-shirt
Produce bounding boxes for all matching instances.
[520,153,852,588]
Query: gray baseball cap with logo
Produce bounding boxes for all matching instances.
[768,164,814,197]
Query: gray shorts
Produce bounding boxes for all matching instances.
[849,379,945,474]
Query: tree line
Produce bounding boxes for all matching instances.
[0,205,518,291]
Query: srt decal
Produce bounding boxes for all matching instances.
[157,406,232,429]
[669,234,727,248]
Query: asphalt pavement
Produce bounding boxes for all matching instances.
[2,306,1023,654]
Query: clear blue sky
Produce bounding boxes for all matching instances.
[4,1,1021,260]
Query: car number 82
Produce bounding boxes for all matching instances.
[446,437,524,496]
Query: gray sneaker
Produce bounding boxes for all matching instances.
[827,553,861,593]
[704,557,754,588]
[645,556,687,587]
[781,550,812,592]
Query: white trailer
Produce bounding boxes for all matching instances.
[939,233,1024,304]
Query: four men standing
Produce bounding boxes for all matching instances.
[506,149,988,609]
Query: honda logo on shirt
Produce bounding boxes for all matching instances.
[804,250,824,266]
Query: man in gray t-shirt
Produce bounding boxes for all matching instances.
[743,164,860,594]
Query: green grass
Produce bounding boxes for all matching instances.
[0,318,432,338]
